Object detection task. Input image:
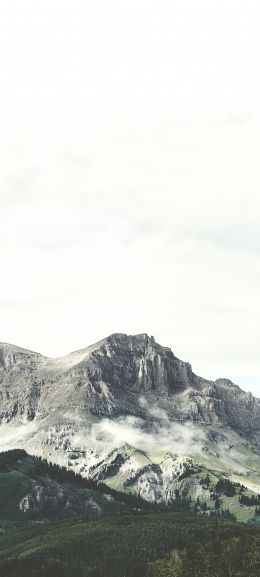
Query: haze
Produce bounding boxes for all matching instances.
[0,1,260,396]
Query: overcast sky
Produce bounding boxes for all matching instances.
[0,1,260,396]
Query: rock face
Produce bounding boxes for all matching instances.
[0,333,260,506]
[0,333,259,436]
[0,333,196,421]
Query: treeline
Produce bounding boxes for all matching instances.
[239,493,260,506]
[0,449,156,513]
[0,449,28,467]
[199,473,260,516]
[0,450,227,516]
[1,450,259,521]
[215,477,236,496]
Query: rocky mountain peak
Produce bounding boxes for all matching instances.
[0,333,259,449]
[81,332,198,396]
[100,332,156,352]
[0,334,260,508]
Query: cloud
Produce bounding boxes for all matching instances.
[91,399,207,457]
[0,422,38,453]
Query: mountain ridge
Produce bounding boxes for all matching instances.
[0,333,260,515]
[0,332,259,430]
[0,332,257,396]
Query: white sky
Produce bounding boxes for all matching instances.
[1,0,260,396]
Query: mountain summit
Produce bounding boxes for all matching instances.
[0,334,260,515]
[0,333,259,435]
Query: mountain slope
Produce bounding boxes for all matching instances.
[0,449,147,523]
[0,333,259,516]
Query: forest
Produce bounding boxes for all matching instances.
[0,511,260,577]
[0,450,260,576]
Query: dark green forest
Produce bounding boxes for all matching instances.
[0,451,260,577]
[0,512,260,577]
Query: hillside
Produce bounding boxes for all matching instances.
[0,449,259,525]
[0,511,259,577]
[0,449,145,524]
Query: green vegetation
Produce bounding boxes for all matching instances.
[1,450,260,524]
[0,512,259,577]
[148,533,260,577]
[0,450,151,522]
[239,493,260,506]
[1,451,260,576]
[215,477,236,496]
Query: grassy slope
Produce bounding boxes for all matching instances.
[105,460,259,522]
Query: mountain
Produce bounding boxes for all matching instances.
[0,333,260,520]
